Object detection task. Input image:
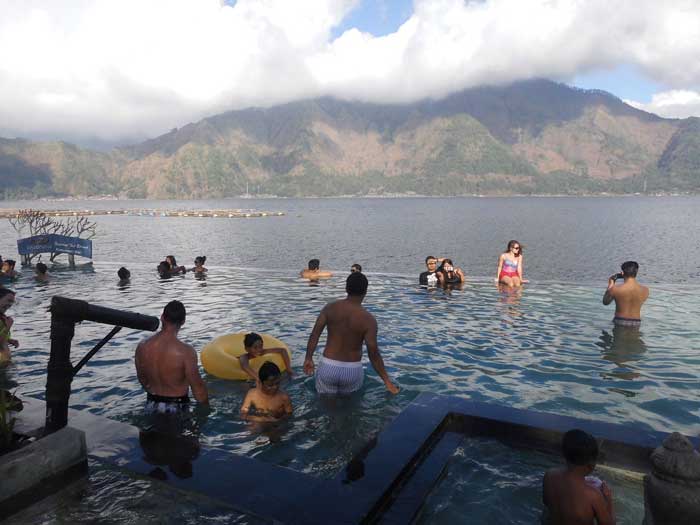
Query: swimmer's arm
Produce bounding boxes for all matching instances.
[592,482,616,525]
[518,256,528,282]
[282,393,293,415]
[134,342,149,391]
[264,348,293,376]
[304,307,328,375]
[495,254,504,281]
[185,346,209,404]
[456,267,466,282]
[240,389,254,416]
[603,279,616,305]
[365,319,399,395]
[238,355,259,383]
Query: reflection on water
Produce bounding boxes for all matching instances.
[597,326,648,381]
[139,429,201,480]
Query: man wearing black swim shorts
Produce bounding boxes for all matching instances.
[135,301,208,413]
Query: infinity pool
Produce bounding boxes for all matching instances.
[1,263,698,521]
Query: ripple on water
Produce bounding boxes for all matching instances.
[2,265,700,479]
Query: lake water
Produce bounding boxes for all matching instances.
[1,196,699,522]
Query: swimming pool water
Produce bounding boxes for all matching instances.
[417,438,644,524]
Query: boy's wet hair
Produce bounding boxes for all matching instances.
[117,267,130,280]
[562,429,598,466]
[308,258,320,270]
[36,262,48,274]
[157,261,171,275]
[621,261,639,277]
[259,361,281,382]
[351,263,362,273]
[346,272,368,296]
[244,332,263,348]
[162,300,186,327]
[195,256,206,265]
[425,255,436,264]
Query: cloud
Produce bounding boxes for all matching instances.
[0,0,699,144]
[625,91,700,119]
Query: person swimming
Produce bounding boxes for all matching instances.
[437,259,465,285]
[191,256,207,274]
[240,361,293,421]
[496,240,525,287]
[238,332,293,383]
[165,255,186,274]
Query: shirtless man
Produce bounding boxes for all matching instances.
[543,429,615,525]
[304,272,399,395]
[135,300,208,413]
[300,258,333,280]
[602,261,649,328]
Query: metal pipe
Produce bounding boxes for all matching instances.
[72,325,123,376]
[44,296,159,435]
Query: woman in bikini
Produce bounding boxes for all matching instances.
[495,240,525,287]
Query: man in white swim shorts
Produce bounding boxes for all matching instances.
[304,272,399,395]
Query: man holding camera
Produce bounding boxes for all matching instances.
[602,261,649,327]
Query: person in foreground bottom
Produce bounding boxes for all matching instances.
[240,362,292,421]
[135,300,209,414]
[304,272,399,395]
[542,429,615,525]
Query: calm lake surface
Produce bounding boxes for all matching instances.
[1,196,699,523]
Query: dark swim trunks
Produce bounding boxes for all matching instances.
[613,316,641,327]
[145,392,190,414]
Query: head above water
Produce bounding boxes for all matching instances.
[35,262,48,275]
[506,240,522,256]
[425,256,437,269]
[157,261,171,276]
[346,272,368,297]
[562,429,598,467]
[166,255,177,268]
[351,263,362,273]
[259,361,281,383]
[118,267,131,280]
[0,288,16,312]
[621,261,639,278]
[162,300,186,328]
[308,259,320,271]
[194,256,206,266]
[244,332,263,350]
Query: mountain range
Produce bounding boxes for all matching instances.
[2,79,699,199]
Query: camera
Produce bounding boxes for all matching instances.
[610,272,624,281]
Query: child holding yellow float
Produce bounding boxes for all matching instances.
[239,332,293,383]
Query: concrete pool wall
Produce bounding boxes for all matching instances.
[9,392,692,523]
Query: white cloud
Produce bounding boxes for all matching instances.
[1,0,699,144]
[625,90,700,119]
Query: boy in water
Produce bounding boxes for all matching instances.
[35,262,49,282]
[543,429,615,525]
[238,332,293,383]
[240,361,292,420]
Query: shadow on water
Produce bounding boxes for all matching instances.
[597,325,648,381]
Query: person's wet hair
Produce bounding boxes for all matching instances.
[621,261,639,278]
[158,261,171,276]
[425,255,436,264]
[506,240,522,255]
[118,267,131,280]
[162,300,186,327]
[244,332,263,348]
[35,262,48,274]
[166,255,177,268]
[0,288,16,300]
[195,256,206,266]
[4,259,16,269]
[346,272,368,296]
[308,259,320,270]
[259,361,281,383]
[439,259,454,272]
[562,429,598,466]
[351,263,362,273]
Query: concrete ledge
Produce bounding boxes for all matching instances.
[0,426,88,520]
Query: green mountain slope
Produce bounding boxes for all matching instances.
[2,80,698,198]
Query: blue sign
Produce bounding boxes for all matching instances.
[17,234,93,259]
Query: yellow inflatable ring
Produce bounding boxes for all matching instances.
[201,332,290,380]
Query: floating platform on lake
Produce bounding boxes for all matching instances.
[0,208,284,219]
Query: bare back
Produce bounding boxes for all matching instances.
[608,279,649,319]
[322,299,375,362]
[543,469,614,525]
[135,330,205,400]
